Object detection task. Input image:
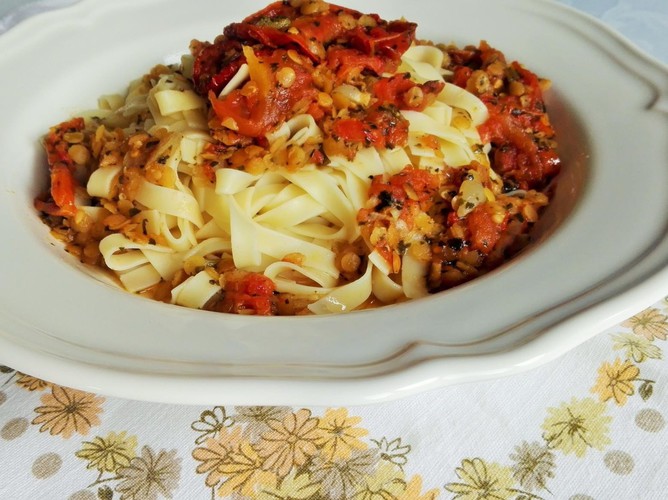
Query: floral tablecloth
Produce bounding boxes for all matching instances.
[2,301,668,499]
[1,1,668,499]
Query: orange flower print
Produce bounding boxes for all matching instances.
[192,425,244,488]
[32,386,104,438]
[622,308,668,341]
[16,373,50,391]
[256,409,320,478]
[591,358,640,406]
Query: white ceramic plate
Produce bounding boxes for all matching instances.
[0,0,667,406]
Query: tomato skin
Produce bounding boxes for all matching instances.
[326,47,386,80]
[466,204,506,254]
[368,166,440,207]
[242,273,276,296]
[373,74,444,111]
[366,106,408,149]
[309,148,326,165]
[446,211,460,227]
[44,117,83,167]
[348,21,416,59]
[229,2,352,62]
[292,11,348,46]
[445,41,561,191]
[192,39,244,96]
[451,66,472,88]
[36,117,84,217]
[223,272,277,316]
[479,107,560,190]
[224,23,320,62]
[332,106,409,150]
[49,165,77,217]
[209,49,317,138]
[194,1,417,104]
[332,118,367,144]
[373,74,413,106]
[226,3,414,64]
[452,51,560,190]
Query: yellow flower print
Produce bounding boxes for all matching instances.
[32,386,104,438]
[611,332,662,363]
[256,469,320,499]
[353,461,406,500]
[76,431,137,473]
[541,397,611,457]
[399,474,440,500]
[591,358,640,406]
[192,425,244,488]
[217,441,277,497]
[445,458,514,500]
[622,307,668,340]
[16,373,50,391]
[256,409,321,478]
[316,408,368,460]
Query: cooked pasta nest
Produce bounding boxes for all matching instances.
[35,0,560,316]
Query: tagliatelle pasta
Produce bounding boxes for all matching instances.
[35,0,561,316]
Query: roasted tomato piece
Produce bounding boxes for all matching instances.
[332,105,409,150]
[35,117,84,217]
[220,271,277,315]
[191,38,244,96]
[348,20,416,59]
[373,74,444,111]
[327,47,387,80]
[479,112,560,190]
[466,203,507,254]
[209,48,318,137]
[224,23,320,62]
